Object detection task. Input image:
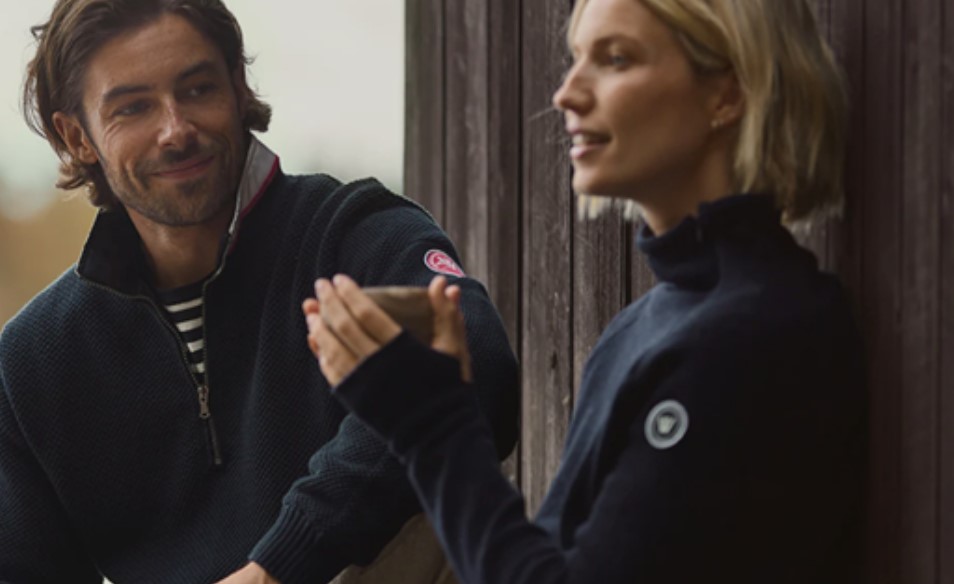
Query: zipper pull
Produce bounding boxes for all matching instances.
[197,384,223,466]
[206,415,224,467]
[198,385,211,419]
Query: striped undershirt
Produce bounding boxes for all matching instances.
[156,281,206,385]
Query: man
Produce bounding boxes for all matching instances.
[0,1,518,582]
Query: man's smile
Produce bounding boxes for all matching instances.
[153,155,215,180]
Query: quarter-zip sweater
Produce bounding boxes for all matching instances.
[333,194,866,584]
[0,138,519,583]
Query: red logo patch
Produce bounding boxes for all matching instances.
[424,250,465,277]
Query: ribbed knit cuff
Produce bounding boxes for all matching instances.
[249,505,334,584]
[333,332,476,456]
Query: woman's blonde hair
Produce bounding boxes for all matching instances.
[569,0,849,224]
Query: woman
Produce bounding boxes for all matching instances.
[303,0,865,582]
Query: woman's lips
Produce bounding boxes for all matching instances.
[569,133,610,160]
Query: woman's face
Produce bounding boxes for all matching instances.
[553,0,727,208]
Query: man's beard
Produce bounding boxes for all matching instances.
[103,139,238,227]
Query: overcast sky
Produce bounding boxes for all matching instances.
[0,0,405,219]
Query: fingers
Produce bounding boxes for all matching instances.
[302,297,320,315]
[303,274,470,385]
[429,276,454,353]
[302,299,322,355]
[428,276,473,382]
[329,275,402,345]
[305,307,358,385]
[445,285,473,382]
[302,274,403,385]
[213,562,279,584]
[314,277,384,359]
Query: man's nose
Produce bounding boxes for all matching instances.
[157,102,198,150]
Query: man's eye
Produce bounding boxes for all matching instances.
[186,83,216,98]
[115,101,149,117]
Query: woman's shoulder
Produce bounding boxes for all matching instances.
[710,240,854,336]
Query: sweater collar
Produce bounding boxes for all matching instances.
[76,136,280,295]
[223,137,280,253]
[636,193,781,289]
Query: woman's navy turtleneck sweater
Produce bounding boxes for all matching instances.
[333,194,866,584]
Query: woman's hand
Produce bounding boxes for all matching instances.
[302,274,472,385]
[302,274,402,385]
[427,276,473,383]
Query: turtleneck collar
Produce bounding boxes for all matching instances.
[636,193,782,289]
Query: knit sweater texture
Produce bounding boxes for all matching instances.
[0,139,519,584]
[333,194,866,584]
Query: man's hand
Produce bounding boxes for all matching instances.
[214,562,279,584]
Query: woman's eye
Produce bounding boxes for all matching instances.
[608,53,630,67]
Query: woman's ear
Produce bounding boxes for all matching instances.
[52,111,99,164]
[707,71,745,129]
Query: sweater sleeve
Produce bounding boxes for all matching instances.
[249,201,519,583]
[331,323,865,584]
[0,373,102,584]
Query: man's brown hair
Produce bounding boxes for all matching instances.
[23,0,272,209]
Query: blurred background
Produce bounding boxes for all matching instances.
[0,0,405,326]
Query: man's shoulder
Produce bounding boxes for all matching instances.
[280,170,418,210]
[1,267,85,361]
[276,172,438,240]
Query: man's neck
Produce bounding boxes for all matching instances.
[127,203,236,290]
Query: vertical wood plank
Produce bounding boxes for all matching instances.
[404,0,445,221]
[444,0,490,280]
[862,0,905,580]
[520,0,574,514]
[828,0,866,297]
[487,0,523,352]
[573,209,627,398]
[827,3,870,575]
[796,0,834,270]
[900,0,943,581]
[487,0,523,486]
[939,0,954,579]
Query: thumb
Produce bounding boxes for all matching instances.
[449,286,473,383]
[429,277,471,382]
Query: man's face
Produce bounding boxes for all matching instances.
[60,13,247,227]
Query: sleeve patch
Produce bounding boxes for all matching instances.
[644,400,689,450]
[424,249,466,277]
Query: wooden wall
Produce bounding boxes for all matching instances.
[405,0,954,581]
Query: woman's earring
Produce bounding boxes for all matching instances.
[711,118,725,130]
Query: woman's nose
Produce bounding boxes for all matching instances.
[552,62,592,114]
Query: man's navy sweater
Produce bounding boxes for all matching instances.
[0,139,519,583]
[333,194,866,583]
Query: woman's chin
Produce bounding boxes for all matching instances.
[571,175,603,196]
[572,176,625,199]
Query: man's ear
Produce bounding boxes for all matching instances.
[52,111,99,164]
[707,71,745,129]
